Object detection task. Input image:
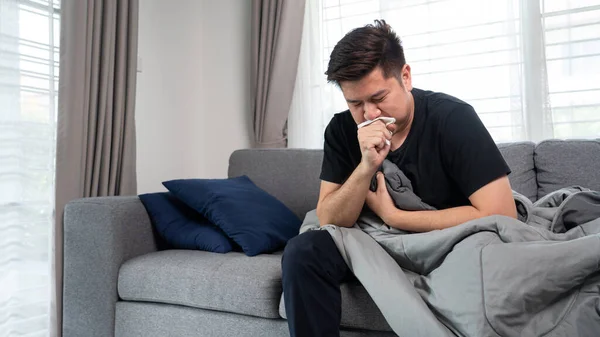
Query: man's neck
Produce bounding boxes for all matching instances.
[390,93,415,151]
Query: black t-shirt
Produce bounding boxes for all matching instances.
[320,88,511,210]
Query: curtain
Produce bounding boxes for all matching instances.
[54,0,139,336]
[288,0,600,148]
[251,0,306,148]
[0,0,60,336]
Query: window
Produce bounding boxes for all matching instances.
[288,0,600,148]
[0,0,60,335]
[543,0,600,139]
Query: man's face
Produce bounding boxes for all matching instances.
[340,65,413,126]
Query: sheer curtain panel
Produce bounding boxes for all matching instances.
[0,0,60,336]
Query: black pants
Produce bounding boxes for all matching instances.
[281,230,352,337]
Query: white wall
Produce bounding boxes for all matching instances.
[135,0,253,194]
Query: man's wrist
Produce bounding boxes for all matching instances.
[356,161,377,179]
[384,208,405,228]
[382,207,393,225]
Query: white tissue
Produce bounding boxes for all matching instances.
[357,117,396,146]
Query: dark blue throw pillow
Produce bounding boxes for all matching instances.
[138,192,235,253]
[162,176,301,256]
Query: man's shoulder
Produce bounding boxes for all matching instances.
[329,109,354,124]
[415,88,472,112]
[414,88,476,125]
[325,109,355,135]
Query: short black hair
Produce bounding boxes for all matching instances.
[325,20,406,86]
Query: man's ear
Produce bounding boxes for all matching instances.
[401,64,412,91]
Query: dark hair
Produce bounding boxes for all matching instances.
[325,20,405,86]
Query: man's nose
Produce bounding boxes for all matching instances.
[364,103,381,120]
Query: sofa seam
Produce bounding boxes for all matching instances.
[118,296,282,320]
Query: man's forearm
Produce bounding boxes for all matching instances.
[317,163,374,227]
[384,206,483,232]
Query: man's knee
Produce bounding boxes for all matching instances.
[282,230,330,276]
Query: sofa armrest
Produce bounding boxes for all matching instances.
[62,196,158,337]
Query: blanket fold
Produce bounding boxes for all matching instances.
[300,159,600,337]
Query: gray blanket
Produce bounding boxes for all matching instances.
[301,160,600,337]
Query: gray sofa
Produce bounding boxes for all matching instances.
[62,139,600,337]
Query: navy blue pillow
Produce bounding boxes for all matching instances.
[138,192,235,253]
[162,176,301,256]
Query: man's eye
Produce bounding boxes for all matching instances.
[373,97,385,103]
[353,102,363,107]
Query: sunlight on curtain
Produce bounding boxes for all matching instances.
[0,0,60,336]
[288,0,600,148]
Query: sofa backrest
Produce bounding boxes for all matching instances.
[498,142,537,201]
[534,139,600,199]
[228,149,322,219]
[228,139,599,217]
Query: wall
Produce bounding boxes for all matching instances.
[135,0,253,194]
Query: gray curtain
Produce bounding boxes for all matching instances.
[53,0,139,336]
[251,0,306,148]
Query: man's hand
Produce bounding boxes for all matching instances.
[316,116,396,228]
[366,171,397,222]
[357,118,395,173]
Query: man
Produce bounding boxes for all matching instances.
[281,20,517,337]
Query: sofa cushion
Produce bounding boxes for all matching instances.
[163,176,301,256]
[535,139,600,199]
[118,250,283,319]
[279,281,392,332]
[115,302,397,337]
[497,142,537,201]
[138,192,235,253]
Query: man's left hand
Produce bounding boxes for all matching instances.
[366,172,397,222]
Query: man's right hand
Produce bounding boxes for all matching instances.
[316,118,396,228]
[357,120,395,173]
